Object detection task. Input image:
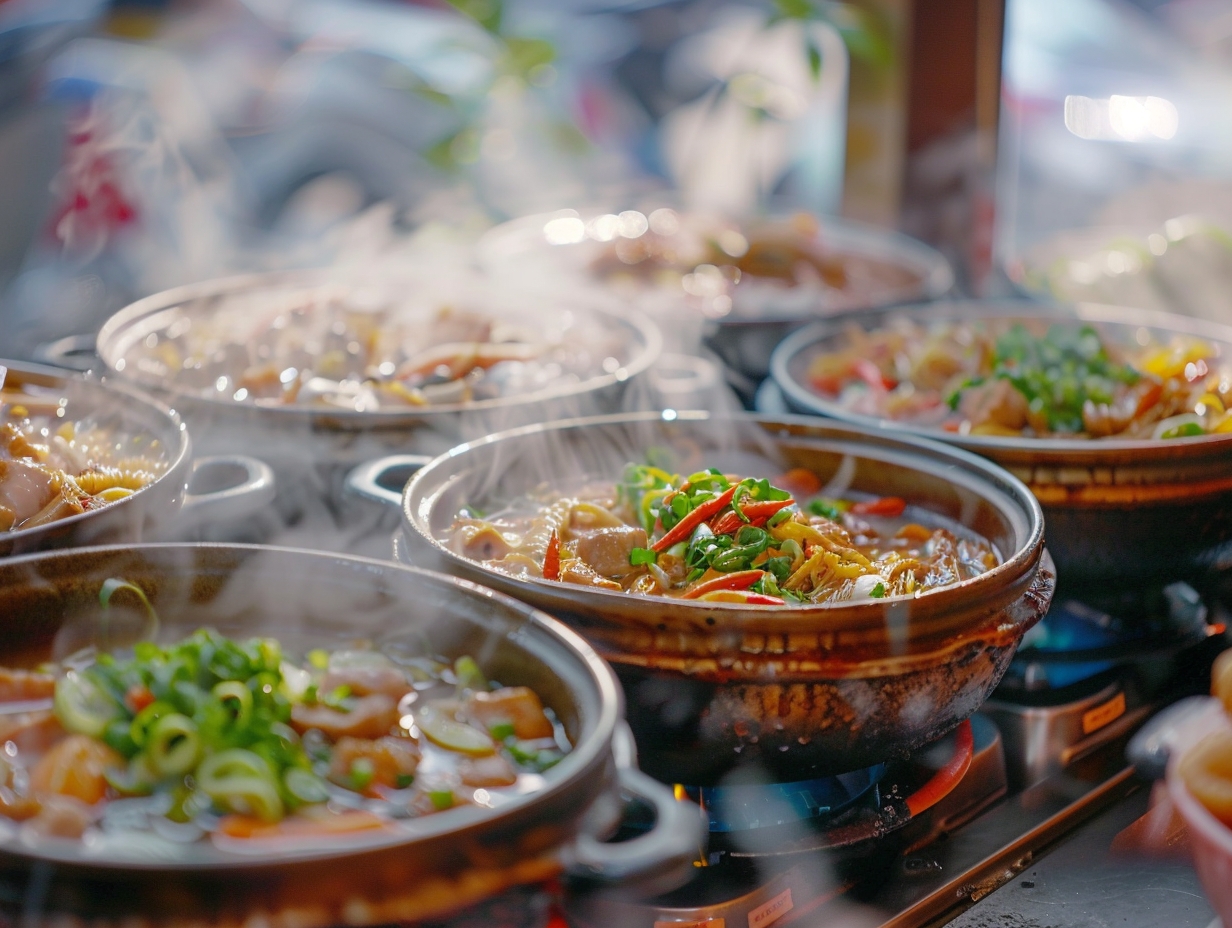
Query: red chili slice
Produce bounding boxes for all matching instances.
[543,530,561,581]
[652,485,738,552]
[853,359,896,391]
[850,496,906,517]
[680,570,764,599]
[710,499,794,536]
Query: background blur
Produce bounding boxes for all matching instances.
[2,0,1232,360]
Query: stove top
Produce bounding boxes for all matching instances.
[563,589,1230,928]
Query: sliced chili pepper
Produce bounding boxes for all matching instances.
[680,569,764,599]
[853,359,896,391]
[126,684,156,714]
[652,486,737,552]
[1135,379,1163,418]
[809,374,843,396]
[710,499,794,536]
[850,496,906,517]
[543,530,561,581]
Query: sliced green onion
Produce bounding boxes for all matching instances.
[453,656,487,693]
[428,789,454,810]
[629,547,657,567]
[306,649,330,670]
[870,582,887,598]
[98,578,159,647]
[197,749,284,822]
[212,680,253,727]
[348,757,375,791]
[489,721,516,741]
[145,713,201,778]
[129,700,176,747]
[284,767,330,805]
[54,671,122,738]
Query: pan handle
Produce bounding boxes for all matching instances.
[32,334,100,373]
[180,455,277,526]
[344,455,433,509]
[563,765,705,886]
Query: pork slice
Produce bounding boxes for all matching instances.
[573,525,648,579]
[0,461,56,524]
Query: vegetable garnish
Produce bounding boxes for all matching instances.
[807,317,1230,439]
[0,580,572,847]
[451,463,1001,604]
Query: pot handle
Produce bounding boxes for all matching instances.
[344,455,433,509]
[180,455,277,525]
[32,334,100,373]
[563,766,705,884]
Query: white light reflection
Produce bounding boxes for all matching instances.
[588,213,620,242]
[617,210,648,238]
[1064,94,1178,141]
[543,217,586,245]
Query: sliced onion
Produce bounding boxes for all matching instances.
[1152,413,1205,440]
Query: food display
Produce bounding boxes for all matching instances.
[0,580,569,852]
[110,278,639,413]
[449,463,999,605]
[800,316,1231,440]
[586,210,928,318]
[1,374,166,534]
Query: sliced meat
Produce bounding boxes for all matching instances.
[573,525,648,579]
[465,687,555,740]
[0,460,57,525]
[321,667,412,701]
[29,735,120,805]
[958,379,1029,431]
[0,668,55,702]
[558,559,621,590]
[290,694,400,741]
[328,735,420,794]
[459,753,518,788]
[25,795,92,838]
[452,521,514,561]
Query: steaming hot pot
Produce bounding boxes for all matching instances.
[0,543,701,925]
[0,360,273,557]
[363,412,1055,786]
[44,270,662,519]
[769,300,1232,587]
[478,208,953,381]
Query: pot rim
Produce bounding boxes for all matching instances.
[0,359,192,551]
[478,208,955,324]
[770,298,1232,458]
[0,542,623,872]
[402,410,1047,635]
[95,269,663,423]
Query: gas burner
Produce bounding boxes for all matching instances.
[684,764,885,834]
[987,581,1227,789]
[1002,581,1220,695]
[565,718,1005,928]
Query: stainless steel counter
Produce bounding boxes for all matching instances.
[945,784,1215,928]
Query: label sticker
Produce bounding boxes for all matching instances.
[1082,691,1126,735]
[748,888,794,928]
[654,920,724,928]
